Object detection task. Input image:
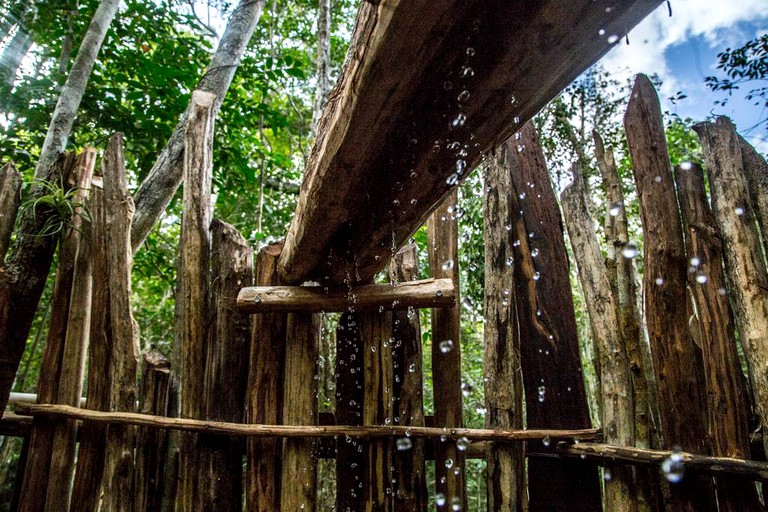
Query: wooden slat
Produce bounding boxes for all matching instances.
[238,278,455,313]
[279,0,662,285]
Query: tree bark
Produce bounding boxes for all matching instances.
[130,0,266,252]
[310,0,331,133]
[694,117,768,462]
[483,145,526,512]
[101,133,140,512]
[738,135,768,254]
[561,165,636,512]
[428,192,466,511]
[674,162,762,511]
[34,0,120,180]
[624,74,714,511]
[0,162,22,262]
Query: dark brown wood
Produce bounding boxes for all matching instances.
[70,183,111,512]
[557,442,768,481]
[738,134,768,250]
[506,124,601,511]
[135,350,172,512]
[388,245,428,510]
[483,145,525,512]
[675,162,762,511]
[0,161,22,262]
[624,74,714,511]
[278,0,662,285]
[238,278,455,313]
[561,164,635,512]
[0,412,32,436]
[695,117,768,464]
[335,312,365,512]
[198,220,253,512]
[246,242,286,511]
[101,133,140,512]
[428,192,466,511]
[280,313,320,511]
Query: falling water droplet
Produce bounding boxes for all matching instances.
[622,242,639,259]
[442,260,454,271]
[607,34,620,44]
[396,437,413,451]
[609,201,623,216]
[451,114,467,128]
[662,449,685,483]
[439,339,454,353]
[542,436,551,447]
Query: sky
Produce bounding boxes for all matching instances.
[597,0,768,154]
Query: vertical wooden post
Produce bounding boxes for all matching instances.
[483,145,526,512]
[0,161,22,262]
[70,182,111,512]
[135,350,172,512]
[45,148,96,512]
[246,242,286,511]
[506,123,601,511]
[101,133,140,512]
[675,162,762,511]
[281,312,320,511]
[427,191,466,511]
[695,117,768,462]
[388,244,428,510]
[561,164,635,512]
[176,90,216,512]
[199,219,253,512]
[16,151,90,512]
[624,74,714,511]
[738,135,768,250]
[335,312,365,512]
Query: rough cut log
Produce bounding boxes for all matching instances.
[335,312,366,512]
[199,220,253,512]
[246,242,286,511]
[280,313,320,511]
[483,145,526,512]
[506,124,600,511]
[675,162,761,511]
[0,152,77,418]
[0,161,22,261]
[238,278,455,313]
[45,149,96,512]
[17,150,94,512]
[561,164,635,512]
[738,135,768,249]
[694,117,768,462]
[624,74,714,511]
[278,0,663,285]
[388,245,428,510]
[101,133,140,512]
[135,350,172,512]
[557,442,768,481]
[69,183,111,512]
[428,193,466,511]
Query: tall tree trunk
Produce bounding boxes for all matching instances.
[130,0,266,252]
[34,0,120,180]
[311,0,331,133]
[737,135,768,254]
[0,162,22,262]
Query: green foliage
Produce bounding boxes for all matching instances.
[706,34,768,113]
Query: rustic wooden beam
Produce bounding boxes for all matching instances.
[237,278,455,313]
[738,134,768,250]
[278,0,663,285]
[0,161,22,262]
[14,403,600,442]
[557,442,768,481]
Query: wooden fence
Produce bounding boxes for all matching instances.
[1,78,768,512]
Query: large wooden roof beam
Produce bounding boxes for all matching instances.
[280,0,662,284]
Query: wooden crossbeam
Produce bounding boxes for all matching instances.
[279,0,663,284]
[237,278,455,313]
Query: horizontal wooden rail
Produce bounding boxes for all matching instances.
[15,404,595,443]
[237,278,455,313]
[557,442,768,481]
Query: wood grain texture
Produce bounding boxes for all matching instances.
[738,135,768,252]
[0,161,22,261]
[278,0,662,285]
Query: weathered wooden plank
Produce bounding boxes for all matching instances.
[0,161,22,262]
[280,313,320,511]
[483,145,525,512]
[246,242,286,511]
[675,162,762,511]
[428,193,466,511]
[695,117,768,462]
[238,278,455,313]
[561,164,635,512]
[278,0,663,285]
[738,135,768,249]
[101,133,140,512]
[198,220,253,512]
[388,245,428,510]
[625,74,714,511]
[506,124,601,511]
